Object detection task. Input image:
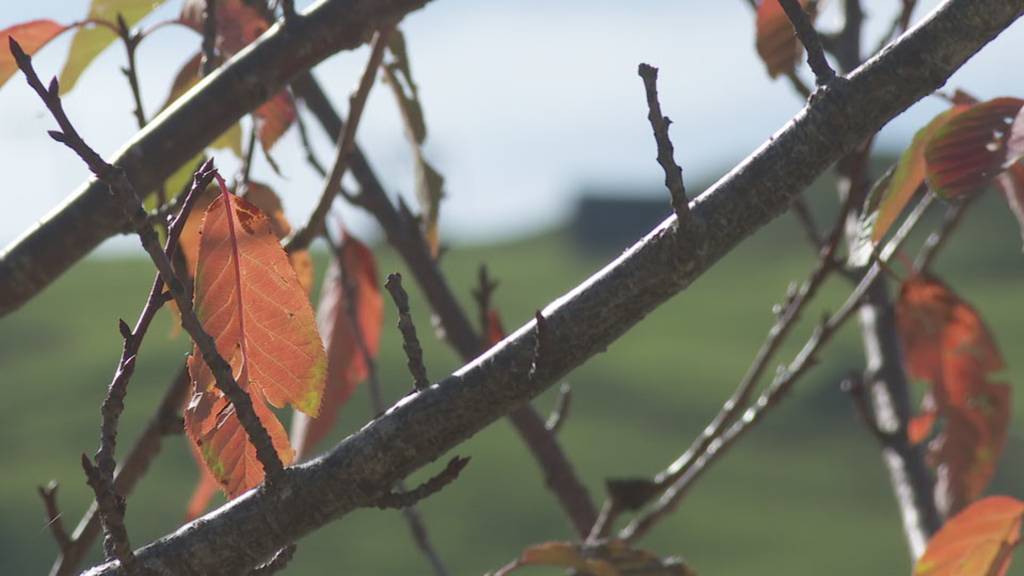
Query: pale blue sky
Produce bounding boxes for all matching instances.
[2,0,1023,252]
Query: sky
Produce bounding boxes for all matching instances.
[1,0,1023,253]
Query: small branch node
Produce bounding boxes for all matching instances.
[249,544,297,576]
[374,457,470,510]
[529,310,550,381]
[385,273,431,391]
[778,0,837,86]
[637,63,689,220]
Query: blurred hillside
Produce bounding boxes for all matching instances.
[1,173,1023,575]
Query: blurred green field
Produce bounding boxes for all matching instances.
[2,186,1023,575]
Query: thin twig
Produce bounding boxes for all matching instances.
[294,107,328,177]
[778,0,836,85]
[249,544,296,576]
[38,482,72,555]
[287,24,395,251]
[80,456,137,572]
[385,273,431,391]
[12,39,284,486]
[840,373,895,445]
[375,457,470,509]
[201,0,218,77]
[637,63,688,219]
[115,16,146,132]
[325,231,452,576]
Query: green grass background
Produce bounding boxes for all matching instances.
[2,182,1022,575]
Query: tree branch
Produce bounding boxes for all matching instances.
[0,0,431,317]
[80,2,1024,573]
[637,63,689,219]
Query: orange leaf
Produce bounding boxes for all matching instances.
[915,496,1024,576]
[184,175,325,498]
[755,0,813,79]
[255,90,296,152]
[896,275,1012,512]
[1,20,68,89]
[486,309,506,347]
[925,98,1024,199]
[291,233,383,459]
[873,105,970,242]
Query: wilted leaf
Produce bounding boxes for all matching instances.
[873,106,969,242]
[185,177,326,497]
[896,275,1011,512]
[384,32,444,257]
[994,161,1024,250]
[755,0,813,79]
[925,98,1024,199]
[59,0,167,94]
[254,90,296,153]
[0,20,68,89]
[495,540,694,576]
[915,496,1024,576]
[291,233,383,459]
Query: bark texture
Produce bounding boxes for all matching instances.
[82,2,1024,573]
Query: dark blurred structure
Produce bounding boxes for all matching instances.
[572,193,672,255]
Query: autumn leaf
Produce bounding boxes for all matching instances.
[385,30,445,257]
[755,0,813,79]
[872,106,969,243]
[896,275,1011,512]
[59,0,168,94]
[254,90,297,154]
[925,98,1024,199]
[494,540,694,576]
[915,496,1024,576]
[291,233,383,460]
[184,174,326,498]
[1,21,69,89]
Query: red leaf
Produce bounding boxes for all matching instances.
[896,275,1012,512]
[184,175,326,498]
[755,0,813,79]
[254,90,296,153]
[291,233,383,460]
[873,105,970,242]
[0,20,68,88]
[925,98,1024,199]
[915,496,1024,576]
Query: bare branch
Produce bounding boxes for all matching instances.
[637,63,689,219]
[287,23,395,251]
[374,457,470,509]
[38,482,72,555]
[778,0,837,84]
[0,0,430,317]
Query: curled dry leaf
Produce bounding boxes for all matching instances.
[915,496,1024,576]
[1,20,68,88]
[494,540,694,576]
[755,0,814,79]
[291,233,383,460]
[184,176,325,499]
[59,0,168,94]
[896,275,1011,513]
